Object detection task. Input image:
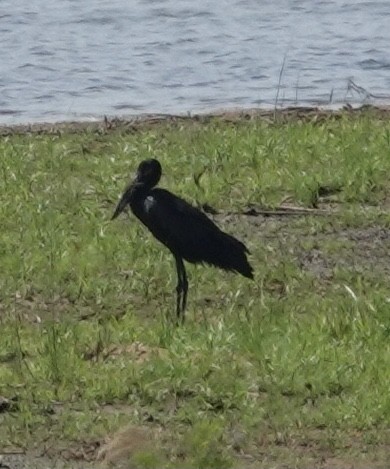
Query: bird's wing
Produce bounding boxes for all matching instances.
[150,187,219,227]
[143,189,248,260]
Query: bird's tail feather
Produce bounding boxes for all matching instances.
[209,231,254,279]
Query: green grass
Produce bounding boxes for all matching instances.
[0,111,390,468]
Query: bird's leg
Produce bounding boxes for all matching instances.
[176,281,182,322]
[174,256,186,323]
[181,263,188,316]
[174,256,184,322]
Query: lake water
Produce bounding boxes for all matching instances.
[1,0,390,124]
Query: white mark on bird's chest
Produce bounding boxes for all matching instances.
[144,195,155,213]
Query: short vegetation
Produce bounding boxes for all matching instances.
[0,109,389,468]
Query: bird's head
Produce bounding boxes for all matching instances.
[111,158,162,220]
[134,158,162,188]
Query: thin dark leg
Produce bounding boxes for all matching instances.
[181,263,188,315]
[174,255,186,323]
[175,279,182,321]
[174,255,183,321]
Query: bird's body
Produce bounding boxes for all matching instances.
[112,159,253,321]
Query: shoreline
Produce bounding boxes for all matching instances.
[2,104,390,136]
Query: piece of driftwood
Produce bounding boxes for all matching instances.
[241,205,330,216]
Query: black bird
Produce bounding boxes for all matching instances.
[112,159,253,321]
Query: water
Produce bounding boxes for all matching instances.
[1,0,390,124]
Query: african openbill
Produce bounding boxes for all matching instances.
[111,159,253,321]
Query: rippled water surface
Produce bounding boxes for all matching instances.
[1,0,390,123]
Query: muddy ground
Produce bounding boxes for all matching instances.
[1,104,390,137]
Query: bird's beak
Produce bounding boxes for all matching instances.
[111,178,136,220]
[111,192,128,220]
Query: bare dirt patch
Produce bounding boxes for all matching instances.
[3,427,387,469]
[216,209,390,282]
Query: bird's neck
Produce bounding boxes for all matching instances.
[131,182,154,195]
[129,182,153,213]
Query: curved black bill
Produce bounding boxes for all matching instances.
[111,181,135,220]
[111,194,128,220]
